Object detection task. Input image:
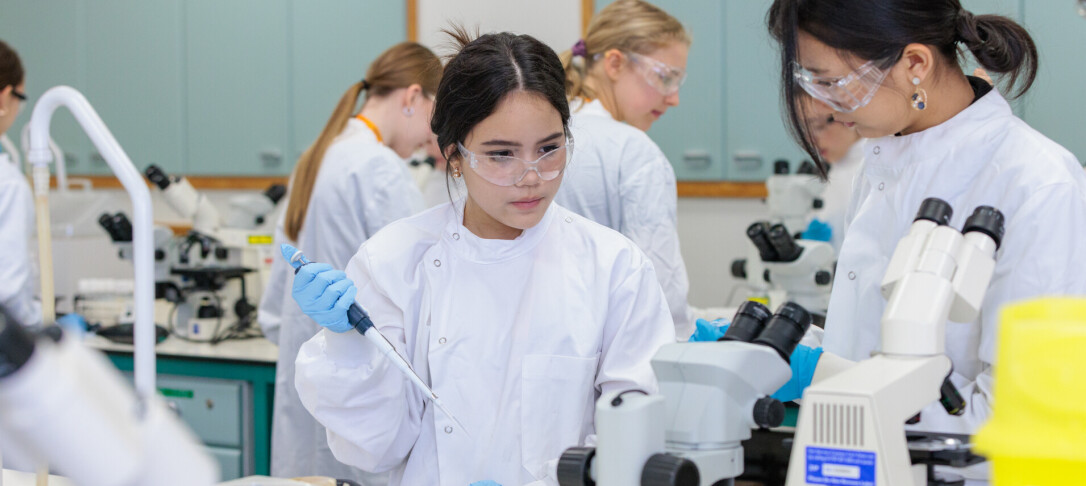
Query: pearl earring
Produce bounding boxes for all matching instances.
[910,77,927,111]
[403,107,414,117]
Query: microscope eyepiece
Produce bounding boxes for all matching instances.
[796,160,817,175]
[752,302,812,363]
[144,164,172,190]
[767,224,803,262]
[773,159,790,175]
[747,221,781,262]
[721,300,773,343]
[914,197,953,226]
[264,184,287,205]
[962,206,1005,250]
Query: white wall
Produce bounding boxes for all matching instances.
[417,0,584,55]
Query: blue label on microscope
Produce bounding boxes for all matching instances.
[805,447,876,486]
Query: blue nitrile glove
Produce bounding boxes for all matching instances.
[469,482,502,486]
[291,262,358,333]
[56,313,88,336]
[771,343,823,402]
[801,218,832,242]
[689,318,731,342]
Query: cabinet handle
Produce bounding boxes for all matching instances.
[260,148,282,166]
[733,150,763,171]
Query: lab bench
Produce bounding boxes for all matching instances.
[84,335,277,480]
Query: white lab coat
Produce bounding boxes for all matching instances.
[814,141,865,251]
[556,98,694,338]
[824,89,1086,465]
[259,118,424,483]
[294,201,676,486]
[0,152,40,327]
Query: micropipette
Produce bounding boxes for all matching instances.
[281,244,469,435]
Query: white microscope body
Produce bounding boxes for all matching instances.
[559,302,813,486]
[732,160,835,317]
[143,165,285,341]
[786,198,1004,486]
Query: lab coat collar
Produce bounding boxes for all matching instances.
[864,89,1013,178]
[571,97,614,120]
[442,197,558,264]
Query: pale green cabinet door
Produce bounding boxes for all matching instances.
[0,0,92,175]
[1021,1,1086,164]
[721,0,805,181]
[184,0,291,175]
[642,0,727,180]
[84,0,185,176]
[289,1,407,172]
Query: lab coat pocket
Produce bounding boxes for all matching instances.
[520,354,599,479]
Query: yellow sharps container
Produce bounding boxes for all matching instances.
[973,298,1086,485]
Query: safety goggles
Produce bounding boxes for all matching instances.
[457,138,574,187]
[626,51,687,96]
[792,60,890,113]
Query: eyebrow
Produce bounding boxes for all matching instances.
[480,132,564,147]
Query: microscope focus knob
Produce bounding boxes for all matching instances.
[730,259,747,279]
[815,270,832,285]
[557,446,596,486]
[812,198,824,209]
[753,396,786,428]
[641,453,699,486]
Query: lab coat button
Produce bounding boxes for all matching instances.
[452,232,460,240]
[438,337,447,344]
[878,182,885,190]
[565,216,573,223]
[848,271,856,280]
[873,146,881,155]
[445,426,453,434]
[433,259,441,267]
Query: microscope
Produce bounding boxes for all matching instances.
[142,164,286,341]
[786,198,1003,486]
[732,160,835,322]
[558,301,812,486]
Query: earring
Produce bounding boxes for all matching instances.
[452,166,462,178]
[403,106,414,117]
[911,77,928,111]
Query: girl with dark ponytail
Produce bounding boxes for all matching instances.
[765,3,1086,481]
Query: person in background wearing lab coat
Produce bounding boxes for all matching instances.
[556,0,696,338]
[258,42,440,484]
[766,0,1086,482]
[0,40,40,328]
[290,29,675,485]
[802,98,864,252]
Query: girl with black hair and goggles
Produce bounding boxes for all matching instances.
[766,1,1086,483]
[287,29,675,486]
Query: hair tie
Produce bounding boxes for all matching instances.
[571,39,588,58]
[360,79,371,90]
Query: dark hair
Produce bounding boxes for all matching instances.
[767,0,1039,175]
[431,27,571,178]
[0,40,25,90]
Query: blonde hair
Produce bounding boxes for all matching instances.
[284,42,441,242]
[561,0,690,101]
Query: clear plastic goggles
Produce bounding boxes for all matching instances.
[792,60,890,113]
[627,51,687,96]
[457,138,574,187]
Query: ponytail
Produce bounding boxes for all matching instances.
[956,10,1038,98]
[284,42,441,242]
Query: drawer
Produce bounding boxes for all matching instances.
[157,374,246,448]
[206,445,243,480]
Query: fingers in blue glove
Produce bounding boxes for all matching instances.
[771,344,823,402]
[292,262,334,292]
[313,277,354,310]
[689,318,731,342]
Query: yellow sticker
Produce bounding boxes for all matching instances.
[248,235,274,245]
